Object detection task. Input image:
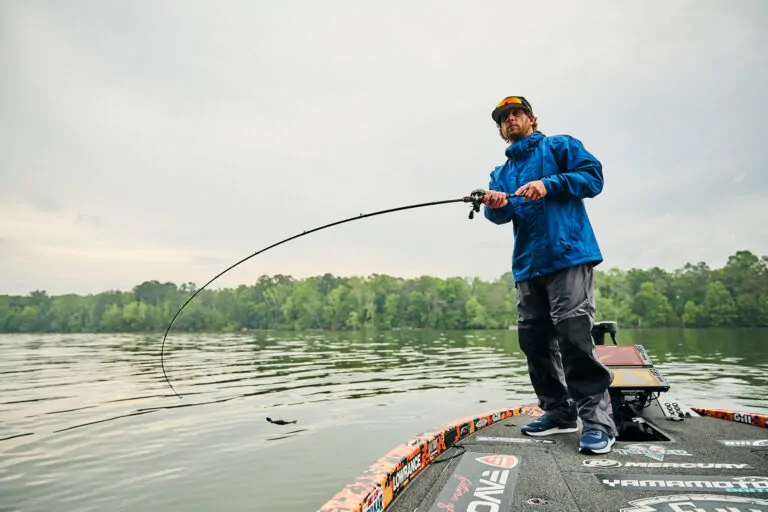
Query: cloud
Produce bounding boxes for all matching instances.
[74,213,102,226]
[1,0,766,295]
[36,199,60,214]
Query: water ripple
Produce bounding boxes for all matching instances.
[0,329,766,512]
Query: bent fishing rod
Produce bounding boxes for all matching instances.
[160,189,515,398]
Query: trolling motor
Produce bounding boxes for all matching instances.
[591,321,618,345]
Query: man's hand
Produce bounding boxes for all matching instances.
[482,190,509,208]
[515,180,547,200]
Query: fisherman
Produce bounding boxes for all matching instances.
[477,96,617,455]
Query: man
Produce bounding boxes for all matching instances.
[478,95,617,455]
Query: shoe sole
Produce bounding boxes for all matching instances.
[522,426,578,437]
[579,436,616,454]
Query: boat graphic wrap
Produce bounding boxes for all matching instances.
[692,407,768,428]
[620,494,768,512]
[427,452,520,512]
[316,405,534,512]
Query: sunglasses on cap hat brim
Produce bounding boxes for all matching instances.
[491,96,533,124]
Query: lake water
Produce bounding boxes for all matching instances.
[1,329,766,511]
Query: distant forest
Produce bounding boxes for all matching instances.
[1,250,766,333]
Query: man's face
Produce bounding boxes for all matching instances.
[499,107,534,142]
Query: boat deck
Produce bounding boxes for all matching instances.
[318,335,768,512]
[387,402,768,511]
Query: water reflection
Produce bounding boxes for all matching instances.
[0,329,766,511]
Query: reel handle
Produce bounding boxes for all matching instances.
[463,189,514,219]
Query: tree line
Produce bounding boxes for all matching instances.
[1,250,766,333]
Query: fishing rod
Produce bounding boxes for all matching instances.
[160,189,514,398]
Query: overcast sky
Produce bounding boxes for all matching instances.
[2,1,767,295]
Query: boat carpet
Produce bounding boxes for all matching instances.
[387,402,768,512]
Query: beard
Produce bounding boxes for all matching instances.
[499,124,528,144]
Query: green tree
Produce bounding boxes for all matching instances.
[2,249,766,332]
[100,304,124,331]
[133,281,180,307]
[699,281,737,327]
[632,282,675,327]
[682,300,701,327]
[465,296,491,328]
[719,250,767,326]
[50,294,88,332]
[281,279,324,330]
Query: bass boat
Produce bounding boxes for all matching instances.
[317,322,768,512]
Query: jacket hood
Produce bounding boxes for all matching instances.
[505,131,544,160]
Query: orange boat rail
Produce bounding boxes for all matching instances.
[316,404,542,512]
[691,406,768,428]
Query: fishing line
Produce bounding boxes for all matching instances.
[412,444,467,512]
[160,191,507,398]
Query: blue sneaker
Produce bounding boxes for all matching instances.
[579,429,615,454]
[521,416,578,437]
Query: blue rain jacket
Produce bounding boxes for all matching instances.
[484,131,604,282]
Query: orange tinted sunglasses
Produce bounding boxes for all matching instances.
[495,96,531,110]
[496,96,523,108]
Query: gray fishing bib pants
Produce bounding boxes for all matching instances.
[516,263,618,437]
